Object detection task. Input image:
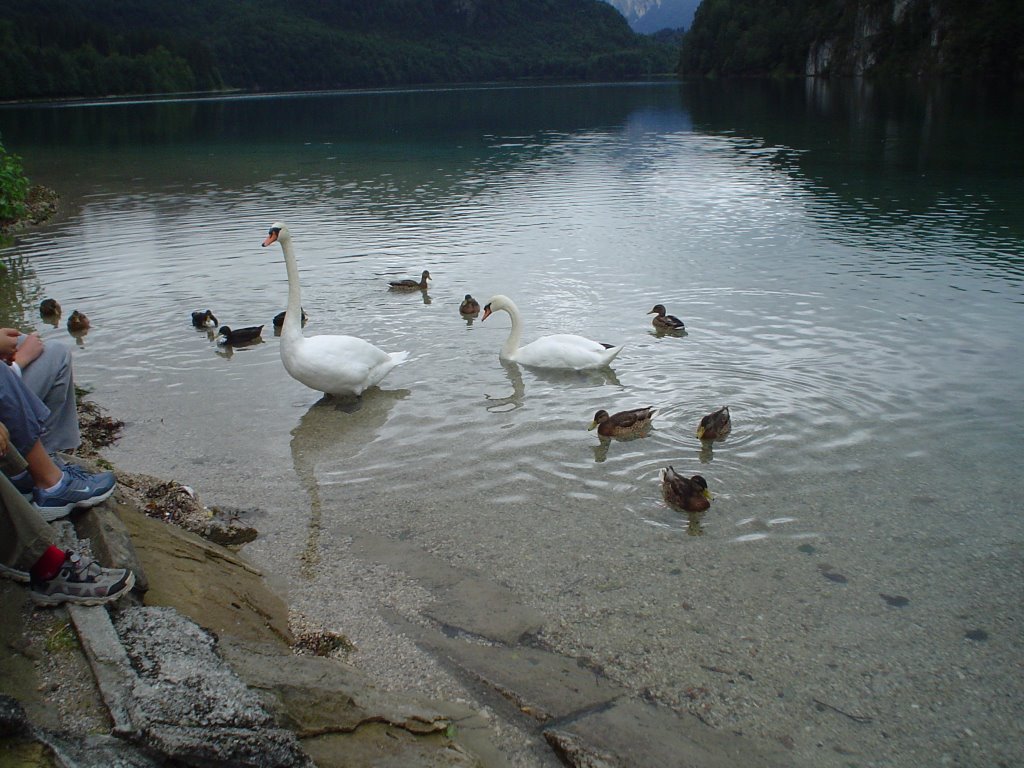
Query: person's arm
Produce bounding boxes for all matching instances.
[0,329,19,363]
[0,330,44,377]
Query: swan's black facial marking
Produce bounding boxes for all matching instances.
[262,226,282,248]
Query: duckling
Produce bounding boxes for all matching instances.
[588,406,655,437]
[66,310,90,333]
[697,406,731,440]
[648,304,685,331]
[389,270,431,290]
[661,467,712,513]
[39,298,61,318]
[459,294,481,315]
[217,325,263,345]
[273,307,308,329]
[191,309,218,328]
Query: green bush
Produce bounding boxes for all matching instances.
[0,138,30,225]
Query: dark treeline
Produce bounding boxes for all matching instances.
[678,0,1024,80]
[0,0,679,101]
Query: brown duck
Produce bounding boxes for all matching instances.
[647,304,685,331]
[67,310,90,333]
[588,407,655,437]
[389,270,431,290]
[459,294,481,315]
[40,298,61,318]
[661,467,712,513]
[697,406,731,440]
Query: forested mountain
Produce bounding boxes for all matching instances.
[678,0,1024,79]
[0,0,679,101]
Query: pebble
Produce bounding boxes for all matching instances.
[880,593,910,607]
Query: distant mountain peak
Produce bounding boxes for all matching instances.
[602,0,700,33]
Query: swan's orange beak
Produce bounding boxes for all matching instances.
[481,306,492,321]
[262,230,280,247]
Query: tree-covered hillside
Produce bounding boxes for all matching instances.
[0,0,679,100]
[678,0,1024,80]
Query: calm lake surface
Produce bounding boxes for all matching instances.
[2,80,1022,767]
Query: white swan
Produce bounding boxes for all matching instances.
[262,222,409,396]
[481,294,623,370]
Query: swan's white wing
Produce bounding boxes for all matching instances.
[515,334,621,370]
[283,334,405,395]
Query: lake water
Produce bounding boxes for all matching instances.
[1,80,1021,767]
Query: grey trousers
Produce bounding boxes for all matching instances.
[19,338,81,454]
[0,446,53,570]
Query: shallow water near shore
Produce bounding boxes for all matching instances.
[1,80,1022,767]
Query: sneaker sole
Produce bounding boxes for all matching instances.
[0,564,31,583]
[35,486,116,523]
[30,570,136,607]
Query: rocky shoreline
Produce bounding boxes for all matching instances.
[0,394,793,767]
[1,396,500,767]
[0,184,60,234]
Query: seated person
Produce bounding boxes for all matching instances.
[1,327,80,454]
[0,422,133,606]
[0,363,115,521]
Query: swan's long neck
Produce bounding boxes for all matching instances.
[280,237,303,339]
[500,302,523,360]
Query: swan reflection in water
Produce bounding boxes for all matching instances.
[485,359,623,415]
[290,387,410,580]
[525,364,622,389]
[484,360,526,412]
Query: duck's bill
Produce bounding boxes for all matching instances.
[696,426,706,439]
[702,489,714,500]
[587,421,598,431]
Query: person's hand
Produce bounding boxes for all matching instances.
[0,328,20,362]
[0,421,9,456]
[12,333,44,369]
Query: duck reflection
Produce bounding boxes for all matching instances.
[699,440,715,464]
[650,326,688,339]
[290,388,410,580]
[591,430,650,464]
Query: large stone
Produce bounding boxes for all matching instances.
[113,606,311,768]
[352,533,545,644]
[219,639,492,768]
[73,498,150,595]
[542,698,789,768]
[119,506,292,647]
[388,611,615,722]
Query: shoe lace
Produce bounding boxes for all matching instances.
[63,551,101,582]
[63,463,101,484]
